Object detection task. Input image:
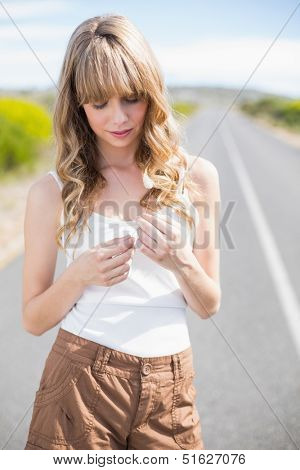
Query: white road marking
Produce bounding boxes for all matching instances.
[220,120,300,358]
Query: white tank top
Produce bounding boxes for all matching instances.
[48,164,200,357]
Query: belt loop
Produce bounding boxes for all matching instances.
[101,349,111,372]
[92,347,111,375]
[172,353,184,381]
[177,353,184,380]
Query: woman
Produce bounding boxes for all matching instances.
[23,13,221,450]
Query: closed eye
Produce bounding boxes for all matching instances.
[93,97,139,110]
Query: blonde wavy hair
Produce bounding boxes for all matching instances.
[53,13,202,255]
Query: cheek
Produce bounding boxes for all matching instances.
[87,113,107,133]
[133,103,148,123]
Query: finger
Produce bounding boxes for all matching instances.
[94,235,133,250]
[137,216,170,245]
[106,269,129,286]
[105,240,134,258]
[102,235,133,246]
[104,247,134,270]
[138,227,158,251]
[140,212,180,238]
[107,260,131,280]
[138,239,157,259]
[144,210,181,227]
[92,240,133,262]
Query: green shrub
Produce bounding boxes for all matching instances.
[0,115,36,170]
[275,100,300,126]
[241,97,284,116]
[173,101,199,118]
[241,96,300,129]
[0,97,52,172]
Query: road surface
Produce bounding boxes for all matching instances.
[1,104,299,450]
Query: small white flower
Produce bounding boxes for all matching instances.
[142,171,155,189]
[177,165,186,183]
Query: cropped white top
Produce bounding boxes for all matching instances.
[49,162,200,357]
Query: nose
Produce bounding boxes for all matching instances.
[111,101,129,126]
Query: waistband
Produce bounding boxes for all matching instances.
[51,327,195,382]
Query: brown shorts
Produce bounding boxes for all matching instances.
[24,327,204,450]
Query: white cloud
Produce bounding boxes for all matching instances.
[0,34,299,97]
[154,37,300,97]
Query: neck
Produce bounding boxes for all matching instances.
[97,140,140,171]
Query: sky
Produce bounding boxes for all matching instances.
[0,0,299,97]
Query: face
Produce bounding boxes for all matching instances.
[82,94,148,150]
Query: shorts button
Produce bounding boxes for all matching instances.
[142,363,152,375]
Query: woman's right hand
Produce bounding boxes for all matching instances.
[68,235,136,288]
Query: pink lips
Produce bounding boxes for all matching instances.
[109,128,133,137]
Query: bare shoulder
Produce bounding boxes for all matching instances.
[185,154,220,203]
[29,172,61,200]
[186,154,219,187]
[27,173,63,226]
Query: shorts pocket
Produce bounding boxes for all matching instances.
[171,370,203,449]
[35,345,82,404]
[27,347,101,447]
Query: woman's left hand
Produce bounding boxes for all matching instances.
[135,210,194,273]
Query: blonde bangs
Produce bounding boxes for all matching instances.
[75,37,148,106]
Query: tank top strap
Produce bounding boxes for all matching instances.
[176,150,201,230]
[178,166,186,195]
[48,170,63,191]
[47,170,65,247]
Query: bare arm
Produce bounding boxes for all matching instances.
[23,272,86,336]
[22,175,85,336]
[173,156,221,319]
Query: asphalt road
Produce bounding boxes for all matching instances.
[1,104,300,450]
